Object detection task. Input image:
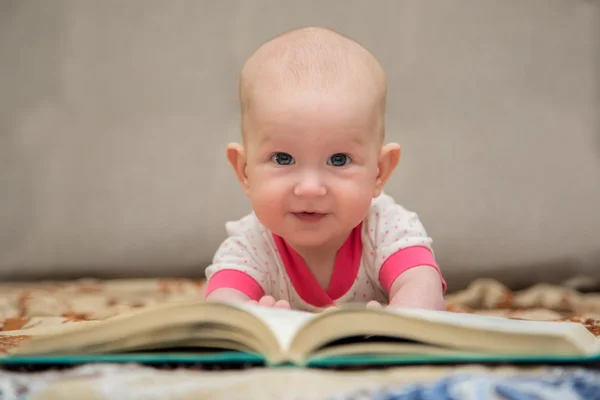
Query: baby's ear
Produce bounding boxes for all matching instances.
[226,143,250,196]
[374,143,401,197]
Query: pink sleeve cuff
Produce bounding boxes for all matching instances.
[379,246,447,293]
[205,270,265,300]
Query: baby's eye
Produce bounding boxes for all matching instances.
[271,152,295,165]
[327,153,351,167]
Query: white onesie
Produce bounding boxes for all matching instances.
[204,192,445,312]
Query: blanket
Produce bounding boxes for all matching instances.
[336,368,600,400]
[0,277,599,400]
[2,277,600,337]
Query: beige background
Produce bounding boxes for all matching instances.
[1,0,599,290]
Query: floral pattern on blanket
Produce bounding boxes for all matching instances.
[1,277,600,352]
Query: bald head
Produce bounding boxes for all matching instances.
[239,27,387,136]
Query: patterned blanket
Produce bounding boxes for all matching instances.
[2,277,600,338]
[336,368,600,400]
[0,277,599,400]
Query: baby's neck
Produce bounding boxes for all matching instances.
[307,256,337,291]
[290,232,347,264]
[288,233,350,291]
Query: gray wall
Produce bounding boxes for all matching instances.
[1,1,599,290]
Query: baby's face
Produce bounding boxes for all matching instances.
[242,89,384,250]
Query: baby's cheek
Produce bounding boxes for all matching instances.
[335,185,373,221]
[250,190,285,228]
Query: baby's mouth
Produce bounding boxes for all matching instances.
[292,212,327,223]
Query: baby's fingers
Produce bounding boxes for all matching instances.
[258,296,277,307]
[366,300,383,309]
[274,300,291,309]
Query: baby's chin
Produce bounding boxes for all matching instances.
[277,226,353,250]
[283,234,332,248]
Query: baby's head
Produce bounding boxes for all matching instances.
[227,27,401,252]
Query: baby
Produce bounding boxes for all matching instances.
[204,26,446,312]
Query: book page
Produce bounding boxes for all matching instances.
[387,308,587,335]
[239,304,315,351]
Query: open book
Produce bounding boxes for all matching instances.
[1,300,599,367]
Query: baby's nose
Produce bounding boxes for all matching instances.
[293,172,327,197]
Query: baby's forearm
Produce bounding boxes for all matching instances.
[205,288,251,304]
[388,266,445,310]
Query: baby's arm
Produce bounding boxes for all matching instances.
[204,236,290,308]
[374,247,446,310]
[387,266,445,310]
[206,287,251,303]
[367,194,446,310]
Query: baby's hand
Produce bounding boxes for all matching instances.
[366,300,384,309]
[247,295,291,309]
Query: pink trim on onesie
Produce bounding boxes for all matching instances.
[379,246,447,293]
[205,269,265,300]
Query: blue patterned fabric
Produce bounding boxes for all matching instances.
[1,365,600,399]
[335,368,600,400]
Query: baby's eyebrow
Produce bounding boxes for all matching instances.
[255,133,280,146]
[349,136,367,145]
[333,134,369,147]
